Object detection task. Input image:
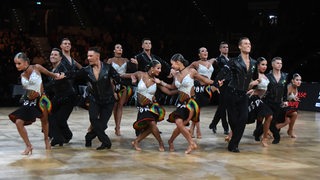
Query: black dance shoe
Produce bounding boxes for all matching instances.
[51,139,63,147]
[96,143,111,150]
[85,139,92,147]
[228,147,240,153]
[272,139,280,144]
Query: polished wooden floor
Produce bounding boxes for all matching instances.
[1,105,320,179]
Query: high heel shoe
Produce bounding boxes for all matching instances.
[159,142,165,152]
[131,141,141,151]
[224,136,231,143]
[185,143,197,154]
[196,131,202,139]
[115,127,121,136]
[261,138,268,147]
[287,130,297,138]
[21,146,33,155]
[168,140,175,152]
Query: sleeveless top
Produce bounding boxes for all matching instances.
[257,77,270,90]
[198,64,214,78]
[287,91,298,101]
[175,74,194,96]
[21,70,42,94]
[137,79,157,101]
[112,62,127,75]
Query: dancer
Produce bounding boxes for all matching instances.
[9,52,63,155]
[105,43,137,136]
[121,60,177,151]
[276,73,302,138]
[212,37,257,153]
[189,47,217,139]
[165,53,219,154]
[67,47,122,150]
[209,41,230,135]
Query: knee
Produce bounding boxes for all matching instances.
[15,119,24,127]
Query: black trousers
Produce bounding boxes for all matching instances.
[211,87,229,131]
[225,88,248,150]
[86,100,114,147]
[49,95,75,143]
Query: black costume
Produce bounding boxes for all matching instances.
[45,61,78,146]
[257,70,288,144]
[68,61,121,149]
[214,55,257,152]
[209,54,230,134]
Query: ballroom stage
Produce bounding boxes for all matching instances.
[0,106,320,179]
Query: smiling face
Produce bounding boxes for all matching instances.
[60,39,71,52]
[258,59,268,73]
[150,63,162,76]
[50,50,62,64]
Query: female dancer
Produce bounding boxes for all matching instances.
[121,60,177,151]
[164,53,218,154]
[9,52,63,155]
[105,43,137,136]
[188,47,216,139]
[276,73,302,138]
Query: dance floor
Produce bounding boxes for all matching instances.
[0,106,320,179]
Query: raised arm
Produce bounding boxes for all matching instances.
[35,64,62,80]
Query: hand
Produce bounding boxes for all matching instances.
[215,79,225,87]
[55,72,65,80]
[154,77,161,84]
[211,86,220,94]
[131,74,137,85]
[130,57,138,64]
[281,101,288,107]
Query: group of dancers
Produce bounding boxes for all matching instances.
[8,37,302,155]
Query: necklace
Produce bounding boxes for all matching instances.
[147,72,153,81]
[180,66,186,72]
[24,65,30,72]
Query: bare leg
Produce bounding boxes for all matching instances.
[115,91,127,136]
[276,116,290,130]
[149,121,165,151]
[261,115,272,147]
[175,118,197,154]
[189,122,195,138]
[195,121,202,139]
[15,119,33,155]
[132,128,152,151]
[287,112,298,138]
[40,107,51,150]
[168,127,180,152]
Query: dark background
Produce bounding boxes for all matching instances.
[1,0,319,106]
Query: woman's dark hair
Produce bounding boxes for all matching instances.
[257,57,267,64]
[145,60,161,71]
[14,52,30,63]
[252,57,267,80]
[292,73,301,79]
[170,53,189,67]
